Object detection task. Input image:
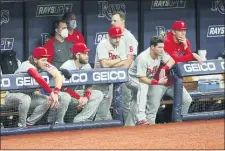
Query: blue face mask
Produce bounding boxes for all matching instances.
[69,20,77,29]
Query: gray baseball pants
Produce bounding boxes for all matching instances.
[4,91,71,127]
[146,85,192,124]
[72,90,103,123]
[94,84,113,121]
[124,77,192,126]
[121,83,132,122]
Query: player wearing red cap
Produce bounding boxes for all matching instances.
[111,11,139,122]
[94,26,128,120]
[60,43,103,123]
[145,21,203,124]
[4,47,71,127]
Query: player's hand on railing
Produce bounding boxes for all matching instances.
[49,92,60,109]
[192,53,203,64]
[158,76,168,85]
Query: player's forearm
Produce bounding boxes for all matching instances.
[165,58,175,69]
[123,55,134,68]
[54,74,63,89]
[100,59,121,68]
[113,60,127,67]
[139,77,156,85]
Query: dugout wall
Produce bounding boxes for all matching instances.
[1,0,224,63]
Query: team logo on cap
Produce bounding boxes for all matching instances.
[151,0,186,9]
[0,38,14,50]
[98,1,126,20]
[36,3,73,17]
[0,10,9,26]
[211,0,225,14]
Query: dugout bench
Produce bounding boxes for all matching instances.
[0,68,128,135]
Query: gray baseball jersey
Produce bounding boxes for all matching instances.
[13,61,55,93]
[129,48,171,79]
[122,28,138,56]
[60,59,91,90]
[94,38,127,68]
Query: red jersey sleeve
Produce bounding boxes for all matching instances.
[43,38,55,63]
[165,40,194,63]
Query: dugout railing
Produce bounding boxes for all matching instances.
[172,59,225,122]
[0,68,128,136]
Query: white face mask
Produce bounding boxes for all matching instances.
[69,20,77,29]
[60,28,68,38]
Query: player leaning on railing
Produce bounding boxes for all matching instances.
[146,21,203,125]
[4,47,71,127]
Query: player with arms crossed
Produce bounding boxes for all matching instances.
[111,11,138,121]
[4,47,71,127]
[146,21,203,124]
[60,43,103,123]
[94,26,128,121]
[125,36,175,126]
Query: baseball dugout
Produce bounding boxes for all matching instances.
[0,68,128,136]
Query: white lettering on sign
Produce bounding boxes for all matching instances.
[1,78,10,88]
[184,62,216,72]
[64,73,88,83]
[93,71,126,81]
[16,76,49,86]
[221,61,224,70]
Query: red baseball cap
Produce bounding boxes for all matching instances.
[172,21,187,30]
[108,26,123,38]
[71,43,90,54]
[32,47,50,59]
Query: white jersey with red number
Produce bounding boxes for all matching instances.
[122,28,138,56]
[94,38,127,68]
[129,48,171,79]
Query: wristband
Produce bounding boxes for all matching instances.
[84,90,92,100]
[151,79,159,85]
[53,87,60,94]
[162,65,170,71]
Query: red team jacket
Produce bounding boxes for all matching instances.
[43,38,55,63]
[154,31,194,86]
[66,29,85,44]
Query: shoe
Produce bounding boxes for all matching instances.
[26,122,33,128]
[18,123,26,128]
[137,119,150,125]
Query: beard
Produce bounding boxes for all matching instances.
[79,58,88,64]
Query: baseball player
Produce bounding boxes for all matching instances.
[43,20,73,69]
[124,36,175,126]
[94,26,128,121]
[111,11,138,121]
[4,47,71,127]
[60,43,104,123]
[146,21,203,124]
[62,12,85,44]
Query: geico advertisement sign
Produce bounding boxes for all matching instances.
[184,62,224,72]
[1,76,50,88]
[64,71,127,83]
[1,71,127,88]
